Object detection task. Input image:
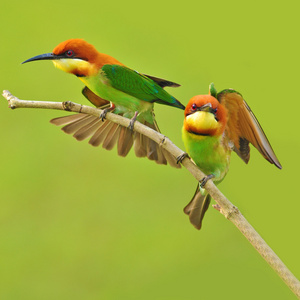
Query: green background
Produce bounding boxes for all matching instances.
[0,0,299,299]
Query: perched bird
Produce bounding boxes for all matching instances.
[181,83,282,230]
[22,39,185,167]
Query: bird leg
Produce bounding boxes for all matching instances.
[99,103,115,121]
[176,152,190,164]
[199,174,215,188]
[128,111,139,131]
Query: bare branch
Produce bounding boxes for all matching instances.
[2,90,300,298]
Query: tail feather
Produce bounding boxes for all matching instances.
[184,185,211,230]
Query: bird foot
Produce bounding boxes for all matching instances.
[100,108,110,121]
[99,104,115,121]
[176,152,189,164]
[199,174,215,188]
[128,111,139,131]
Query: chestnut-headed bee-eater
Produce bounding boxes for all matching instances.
[182,83,281,230]
[22,39,185,167]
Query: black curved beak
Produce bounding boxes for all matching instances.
[22,53,56,64]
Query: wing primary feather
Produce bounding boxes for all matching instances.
[118,126,134,157]
[49,107,184,167]
[144,121,159,161]
[240,101,282,169]
[147,138,159,161]
[73,118,103,141]
[88,120,112,147]
[161,149,181,168]
[102,124,121,150]
[144,120,180,167]
[155,146,168,165]
[218,90,282,169]
[50,113,88,126]
[60,115,96,134]
[134,132,147,157]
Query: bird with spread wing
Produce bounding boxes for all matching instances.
[181,83,281,230]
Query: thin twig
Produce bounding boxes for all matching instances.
[2,90,300,298]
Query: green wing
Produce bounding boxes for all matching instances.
[102,64,185,110]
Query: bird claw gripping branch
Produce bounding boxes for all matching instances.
[176,152,190,164]
[199,174,215,188]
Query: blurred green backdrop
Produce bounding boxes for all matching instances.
[0,0,299,299]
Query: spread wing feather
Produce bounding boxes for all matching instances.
[49,86,180,168]
[217,89,281,169]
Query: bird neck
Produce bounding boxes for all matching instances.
[94,52,124,70]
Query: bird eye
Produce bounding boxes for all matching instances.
[66,50,74,57]
[191,104,197,111]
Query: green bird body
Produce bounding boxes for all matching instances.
[22,39,184,166]
[182,131,231,183]
[80,64,183,124]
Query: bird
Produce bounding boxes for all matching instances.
[181,83,282,230]
[22,39,185,167]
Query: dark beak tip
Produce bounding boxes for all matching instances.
[21,53,55,65]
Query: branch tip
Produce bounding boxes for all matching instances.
[2,90,17,109]
[213,204,221,211]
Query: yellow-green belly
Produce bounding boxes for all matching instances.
[182,129,231,183]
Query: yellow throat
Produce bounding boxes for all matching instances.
[186,111,218,132]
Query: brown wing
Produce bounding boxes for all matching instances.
[217,89,282,169]
[49,87,180,168]
[82,86,110,108]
